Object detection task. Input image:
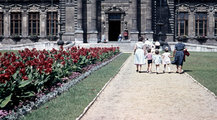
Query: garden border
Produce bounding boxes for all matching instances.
[75,53,132,120]
[184,72,217,99]
[4,53,122,120]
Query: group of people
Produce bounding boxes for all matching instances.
[134,36,187,74]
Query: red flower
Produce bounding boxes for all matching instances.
[22,76,28,80]
[45,68,52,74]
[20,68,26,75]
[61,61,66,65]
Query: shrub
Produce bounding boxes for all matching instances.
[0,46,120,117]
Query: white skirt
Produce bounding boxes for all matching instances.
[134,49,146,65]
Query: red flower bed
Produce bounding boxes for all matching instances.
[0,46,119,118]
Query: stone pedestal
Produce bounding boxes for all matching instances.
[87,31,98,43]
[130,31,139,42]
[75,30,84,43]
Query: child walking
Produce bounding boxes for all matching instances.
[162,47,172,73]
[153,50,162,74]
[145,48,153,73]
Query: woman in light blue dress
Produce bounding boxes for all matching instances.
[134,37,146,73]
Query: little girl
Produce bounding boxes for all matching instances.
[153,50,162,74]
[162,47,173,73]
[145,48,153,73]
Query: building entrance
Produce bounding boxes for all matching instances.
[108,13,121,41]
[109,20,121,41]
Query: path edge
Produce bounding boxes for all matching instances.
[76,54,132,120]
[184,72,217,99]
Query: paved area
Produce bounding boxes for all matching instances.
[81,54,217,120]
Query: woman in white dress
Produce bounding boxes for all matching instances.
[134,37,146,73]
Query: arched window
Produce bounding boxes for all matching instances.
[177,12,188,36]
[195,13,207,36]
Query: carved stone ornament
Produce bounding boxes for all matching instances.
[178,5,188,12]
[28,4,40,12]
[105,5,125,13]
[195,4,209,12]
[9,4,22,12]
[177,4,190,12]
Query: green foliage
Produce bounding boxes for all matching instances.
[21,53,130,120]
[0,47,120,110]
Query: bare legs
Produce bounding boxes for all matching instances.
[147,63,152,73]
[156,64,160,74]
[163,64,171,73]
[136,64,142,73]
[176,65,183,73]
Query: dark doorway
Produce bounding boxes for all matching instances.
[109,21,121,41]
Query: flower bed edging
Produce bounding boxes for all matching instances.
[3,53,122,120]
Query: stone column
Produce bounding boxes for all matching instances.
[64,3,75,42]
[141,0,153,41]
[75,0,84,43]
[22,11,28,37]
[87,0,98,43]
[188,9,195,37]
[130,0,139,42]
[3,11,9,37]
[208,9,214,38]
[40,12,46,38]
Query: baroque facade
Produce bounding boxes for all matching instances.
[0,0,217,45]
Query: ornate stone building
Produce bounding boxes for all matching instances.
[0,0,216,45]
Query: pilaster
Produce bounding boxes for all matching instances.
[22,11,28,37]
[87,0,98,43]
[130,0,138,41]
[40,12,46,38]
[64,2,75,41]
[188,9,195,37]
[208,7,214,38]
[140,0,153,41]
[75,0,84,43]
[3,11,9,37]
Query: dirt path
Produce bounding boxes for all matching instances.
[80,54,217,120]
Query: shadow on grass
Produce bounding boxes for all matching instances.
[184,69,193,72]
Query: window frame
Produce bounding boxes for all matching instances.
[214,13,217,36]
[177,12,188,37]
[0,13,3,36]
[46,12,58,36]
[195,12,207,37]
[10,12,22,36]
[28,12,40,36]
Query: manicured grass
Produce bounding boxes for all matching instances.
[21,53,130,120]
[184,52,217,95]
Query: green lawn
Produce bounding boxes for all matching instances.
[184,52,217,95]
[21,53,130,120]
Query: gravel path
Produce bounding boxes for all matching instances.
[80,54,217,120]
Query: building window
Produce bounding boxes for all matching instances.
[29,12,40,36]
[195,13,207,37]
[47,12,58,36]
[177,12,188,36]
[11,13,22,35]
[0,13,3,36]
[214,13,217,36]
